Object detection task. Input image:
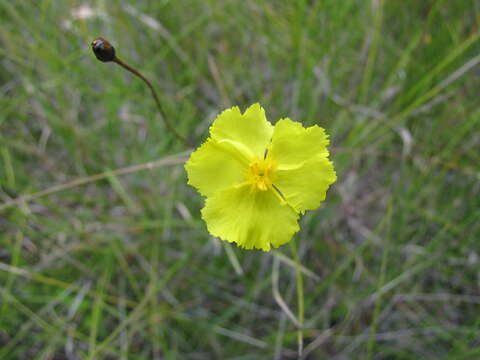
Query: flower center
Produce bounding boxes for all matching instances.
[246,157,276,191]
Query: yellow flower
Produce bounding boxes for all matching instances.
[185,104,336,251]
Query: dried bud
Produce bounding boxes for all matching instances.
[91,37,116,62]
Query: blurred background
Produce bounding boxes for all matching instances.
[1,1,479,359]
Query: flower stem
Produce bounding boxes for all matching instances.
[290,238,304,357]
[91,38,191,147]
[112,58,191,147]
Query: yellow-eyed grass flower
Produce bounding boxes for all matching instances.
[185,104,336,251]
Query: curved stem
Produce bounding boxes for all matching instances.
[113,57,191,147]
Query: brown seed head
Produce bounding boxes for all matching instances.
[91,37,116,62]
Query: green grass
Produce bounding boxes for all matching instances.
[1,0,480,358]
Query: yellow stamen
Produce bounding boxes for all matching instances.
[246,157,276,192]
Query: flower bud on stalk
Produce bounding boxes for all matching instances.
[90,37,191,147]
[91,37,116,62]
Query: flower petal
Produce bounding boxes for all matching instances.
[269,118,330,170]
[210,104,273,159]
[275,158,336,213]
[201,185,299,251]
[269,118,336,213]
[185,139,248,197]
